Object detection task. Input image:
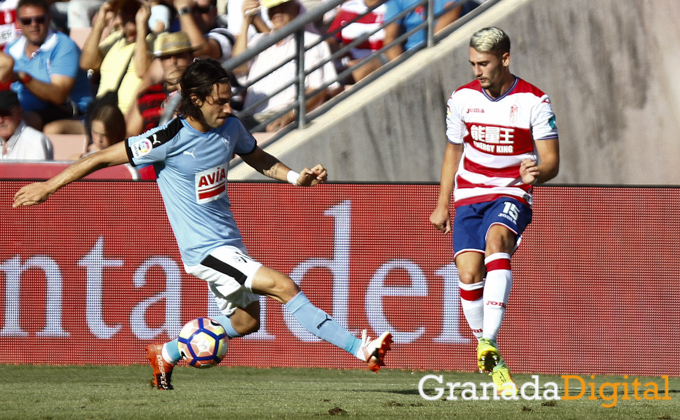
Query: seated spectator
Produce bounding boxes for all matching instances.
[0,89,54,160]
[125,31,194,136]
[173,0,236,65]
[382,0,460,61]
[3,0,93,130]
[326,0,386,83]
[70,102,125,159]
[233,0,339,132]
[80,0,153,116]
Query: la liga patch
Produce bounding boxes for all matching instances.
[131,139,153,158]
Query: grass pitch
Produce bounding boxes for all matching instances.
[0,365,677,419]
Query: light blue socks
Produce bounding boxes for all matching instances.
[286,292,361,355]
[214,315,244,339]
[164,293,363,363]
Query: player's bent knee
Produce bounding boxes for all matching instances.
[274,276,302,304]
[458,270,484,285]
[252,267,301,304]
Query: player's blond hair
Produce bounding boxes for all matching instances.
[469,27,511,56]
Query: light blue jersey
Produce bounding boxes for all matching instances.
[124,117,257,266]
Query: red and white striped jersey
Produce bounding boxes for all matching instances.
[327,0,385,59]
[0,0,19,48]
[446,76,558,208]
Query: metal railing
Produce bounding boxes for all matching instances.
[162,0,502,146]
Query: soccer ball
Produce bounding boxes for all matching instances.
[177,317,228,368]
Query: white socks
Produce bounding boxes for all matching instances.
[459,280,485,340]
[482,253,512,341]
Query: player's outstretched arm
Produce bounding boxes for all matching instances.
[13,142,131,208]
[240,146,327,186]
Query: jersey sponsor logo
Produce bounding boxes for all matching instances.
[470,125,515,154]
[195,164,227,204]
[466,108,485,114]
[130,138,153,158]
[151,133,161,146]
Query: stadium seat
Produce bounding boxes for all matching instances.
[48,134,88,161]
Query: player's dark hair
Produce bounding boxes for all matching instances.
[179,58,231,121]
[17,0,49,15]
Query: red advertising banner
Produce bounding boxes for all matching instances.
[1,182,679,375]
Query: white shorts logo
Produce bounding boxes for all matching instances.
[196,163,227,204]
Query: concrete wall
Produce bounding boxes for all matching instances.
[230,0,680,185]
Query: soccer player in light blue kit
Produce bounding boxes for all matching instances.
[13,59,393,390]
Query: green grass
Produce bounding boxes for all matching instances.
[0,365,677,419]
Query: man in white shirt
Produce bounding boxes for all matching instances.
[233,0,338,132]
[0,89,53,160]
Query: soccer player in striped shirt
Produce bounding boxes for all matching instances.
[430,27,560,396]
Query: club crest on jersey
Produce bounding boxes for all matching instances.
[509,105,518,124]
[130,138,153,157]
[195,164,227,204]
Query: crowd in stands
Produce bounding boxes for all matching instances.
[0,0,486,163]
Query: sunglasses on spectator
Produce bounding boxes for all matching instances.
[18,15,47,25]
[193,5,214,14]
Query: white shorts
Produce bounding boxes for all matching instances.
[184,246,262,317]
